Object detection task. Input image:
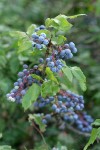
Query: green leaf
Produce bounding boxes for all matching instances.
[66,14,86,19]
[18,38,32,52]
[22,84,41,110]
[27,24,36,36]
[92,119,100,128]
[41,81,52,97]
[51,35,66,45]
[71,66,86,91]
[45,15,72,34]
[84,127,100,150]
[55,15,72,32]
[29,114,46,132]
[45,18,59,29]
[10,31,27,39]
[31,74,43,81]
[45,67,58,84]
[41,80,60,98]
[62,65,73,82]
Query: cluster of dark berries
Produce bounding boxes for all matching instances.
[6,64,42,103]
[51,90,84,114]
[64,111,93,132]
[34,25,46,32]
[46,56,64,73]
[57,42,77,60]
[34,96,54,108]
[32,32,49,50]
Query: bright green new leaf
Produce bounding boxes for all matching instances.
[45,18,59,29]
[55,15,72,32]
[29,114,46,132]
[22,84,41,110]
[10,31,27,39]
[71,66,86,91]
[41,80,52,97]
[31,74,43,81]
[41,80,60,98]
[62,65,73,82]
[27,24,36,36]
[84,127,100,150]
[18,38,32,52]
[45,15,72,34]
[45,67,58,84]
[51,35,66,45]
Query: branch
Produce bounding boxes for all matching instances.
[66,123,90,137]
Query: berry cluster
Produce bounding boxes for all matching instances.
[34,96,54,108]
[6,64,42,103]
[75,112,93,132]
[46,56,64,73]
[64,112,93,132]
[34,25,46,31]
[32,32,49,50]
[51,90,84,114]
[59,42,77,60]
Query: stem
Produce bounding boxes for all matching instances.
[32,122,47,146]
[66,123,90,137]
[42,40,52,78]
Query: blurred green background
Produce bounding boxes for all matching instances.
[0,0,100,149]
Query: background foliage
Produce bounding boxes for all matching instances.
[0,0,100,149]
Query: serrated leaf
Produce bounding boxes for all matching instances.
[27,24,36,35]
[31,74,43,81]
[18,38,32,52]
[29,114,46,132]
[45,18,59,29]
[22,84,41,110]
[84,127,100,150]
[55,15,72,32]
[51,35,66,45]
[41,81,52,97]
[45,67,58,84]
[71,66,86,91]
[56,73,72,90]
[45,15,72,34]
[62,65,73,82]
[41,80,60,98]
[10,31,27,39]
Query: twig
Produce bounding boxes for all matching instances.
[32,122,47,146]
[66,123,90,137]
